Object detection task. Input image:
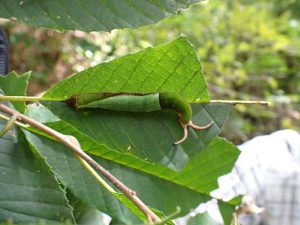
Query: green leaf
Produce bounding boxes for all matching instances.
[0,0,202,32]
[67,191,111,225]
[42,38,215,170]
[44,101,232,170]
[228,195,242,205]
[43,37,208,102]
[38,110,239,195]
[187,212,220,225]
[42,37,220,169]
[0,127,73,223]
[0,72,30,113]
[76,208,110,225]
[41,35,232,173]
[23,107,240,224]
[218,199,235,225]
[23,130,143,225]
[26,103,60,123]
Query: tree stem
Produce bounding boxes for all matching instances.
[0,103,161,224]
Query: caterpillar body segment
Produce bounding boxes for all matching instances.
[78,93,161,113]
[65,92,213,144]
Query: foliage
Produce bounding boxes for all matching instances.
[0,5,241,222]
[0,130,74,224]
[3,0,294,224]
[103,0,300,142]
[3,0,300,143]
[43,37,208,102]
[0,73,73,224]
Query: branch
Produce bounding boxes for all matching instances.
[0,103,161,224]
[209,100,269,105]
[0,95,43,102]
[0,95,270,105]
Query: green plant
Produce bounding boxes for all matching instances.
[0,1,265,224]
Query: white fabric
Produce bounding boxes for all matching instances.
[176,129,300,225]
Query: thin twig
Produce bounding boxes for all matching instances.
[198,99,269,105]
[0,95,270,106]
[0,103,161,224]
[66,135,116,193]
[210,100,269,105]
[0,113,28,128]
[0,95,43,102]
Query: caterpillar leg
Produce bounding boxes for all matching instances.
[174,120,213,145]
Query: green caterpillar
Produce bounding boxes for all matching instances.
[65,92,213,144]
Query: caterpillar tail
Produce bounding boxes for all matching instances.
[174,120,213,145]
